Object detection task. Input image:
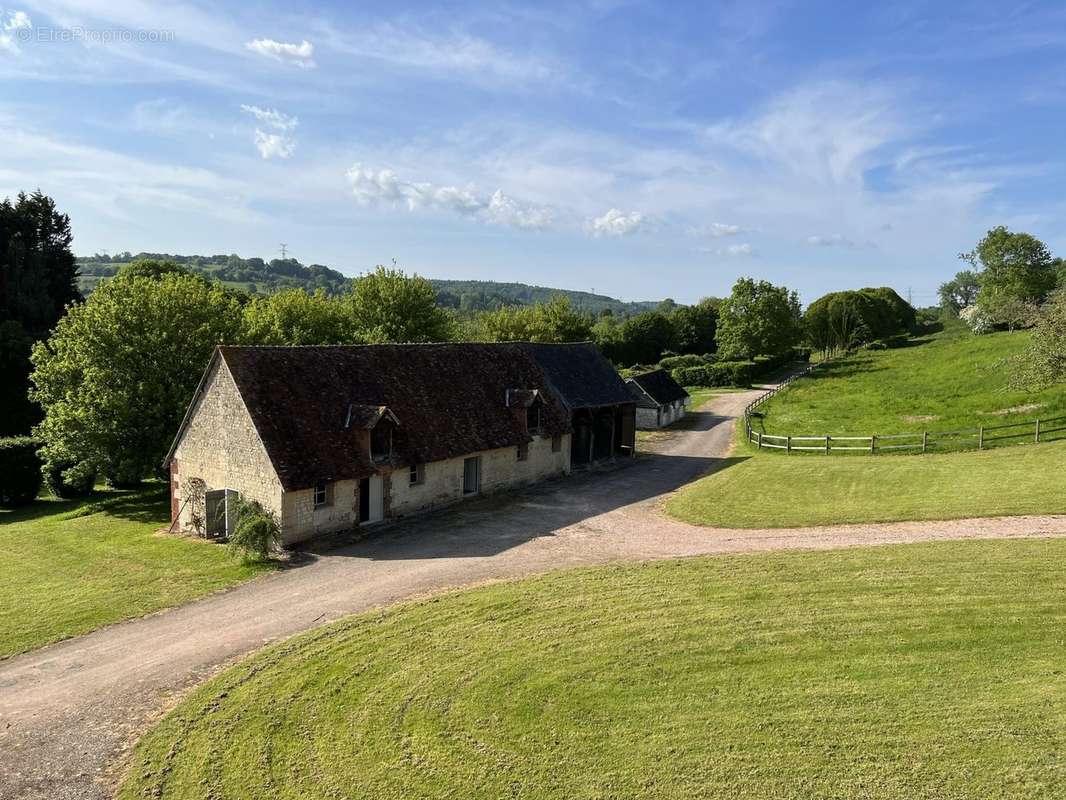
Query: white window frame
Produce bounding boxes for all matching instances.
[313,481,330,507]
[409,463,425,486]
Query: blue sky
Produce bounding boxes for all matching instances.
[2,1,1065,304]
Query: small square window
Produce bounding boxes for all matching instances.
[409,463,425,486]
[313,481,329,507]
[551,435,562,453]
[517,442,529,462]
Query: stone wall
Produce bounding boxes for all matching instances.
[280,479,358,545]
[171,359,284,534]
[388,433,570,520]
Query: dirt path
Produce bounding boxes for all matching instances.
[2,385,1064,799]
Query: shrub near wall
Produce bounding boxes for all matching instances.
[0,436,43,507]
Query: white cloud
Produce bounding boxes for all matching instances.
[241,104,298,160]
[320,22,556,87]
[1,9,31,53]
[701,242,755,257]
[253,130,295,159]
[805,233,876,248]
[245,38,315,68]
[585,208,646,237]
[484,189,555,229]
[345,163,553,230]
[240,104,298,131]
[690,221,741,238]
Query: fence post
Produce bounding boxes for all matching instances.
[757,431,762,449]
[978,426,984,450]
[870,435,876,454]
[1035,419,1041,443]
[922,431,928,453]
[825,435,830,455]
[786,435,792,454]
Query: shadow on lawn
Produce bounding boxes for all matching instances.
[0,487,169,527]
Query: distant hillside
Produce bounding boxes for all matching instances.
[430,279,659,315]
[76,253,662,315]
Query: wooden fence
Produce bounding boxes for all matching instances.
[743,365,1066,455]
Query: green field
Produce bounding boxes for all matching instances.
[0,490,273,658]
[667,438,1066,527]
[121,540,1066,800]
[755,322,1066,438]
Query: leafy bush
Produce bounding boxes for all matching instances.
[0,437,43,507]
[658,354,707,371]
[227,496,280,562]
[43,456,97,498]
[672,361,756,388]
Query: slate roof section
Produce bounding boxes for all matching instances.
[180,342,631,492]
[626,369,690,407]
[519,342,636,410]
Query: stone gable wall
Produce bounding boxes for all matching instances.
[171,359,284,533]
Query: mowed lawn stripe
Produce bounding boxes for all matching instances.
[667,438,1066,528]
[0,490,272,658]
[122,539,1066,800]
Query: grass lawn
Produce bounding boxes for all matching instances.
[756,321,1066,437]
[0,489,273,658]
[121,539,1066,800]
[667,438,1066,528]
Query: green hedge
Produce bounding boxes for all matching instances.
[672,361,757,388]
[658,354,707,371]
[0,437,43,507]
[43,456,97,499]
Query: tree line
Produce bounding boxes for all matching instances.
[6,193,1064,506]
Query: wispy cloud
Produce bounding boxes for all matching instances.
[241,104,298,159]
[245,38,315,68]
[239,104,298,131]
[690,221,741,238]
[806,233,874,249]
[701,242,755,257]
[586,208,647,237]
[345,163,554,230]
[319,21,560,87]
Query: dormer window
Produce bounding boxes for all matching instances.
[526,402,542,433]
[371,424,392,462]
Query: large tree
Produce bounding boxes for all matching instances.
[1011,291,1066,389]
[964,227,1058,323]
[241,288,355,345]
[670,298,719,355]
[0,191,80,435]
[30,269,242,486]
[937,270,980,315]
[715,278,802,360]
[467,296,592,343]
[805,287,914,355]
[345,266,453,343]
[617,311,676,365]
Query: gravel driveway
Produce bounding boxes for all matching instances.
[2,385,1064,800]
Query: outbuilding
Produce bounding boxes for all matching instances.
[625,369,690,430]
[165,342,636,545]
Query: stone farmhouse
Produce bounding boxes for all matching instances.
[165,342,636,545]
[625,369,690,430]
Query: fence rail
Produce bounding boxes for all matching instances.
[743,365,1066,456]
